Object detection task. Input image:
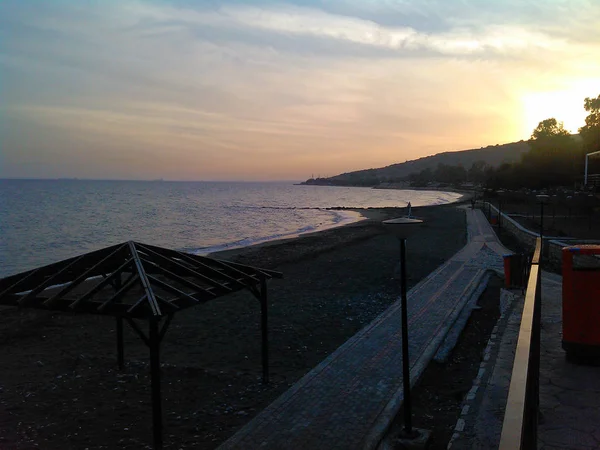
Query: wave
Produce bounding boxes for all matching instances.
[187,209,363,255]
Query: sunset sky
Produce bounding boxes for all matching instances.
[1,0,599,181]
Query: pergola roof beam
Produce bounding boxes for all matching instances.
[146,275,200,306]
[135,244,235,292]
[0,240,281,320]
[139,257,218,298]
[43,245,129,306]
[0,243,123,294]
[97,275,140,312]
[69,258,135,310]
[129,242,161,317]
[18,255,86,306]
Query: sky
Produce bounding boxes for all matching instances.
[1,0,599,181]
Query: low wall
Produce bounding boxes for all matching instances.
[480,202,600,270]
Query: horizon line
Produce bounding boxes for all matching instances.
[0,177,304,183]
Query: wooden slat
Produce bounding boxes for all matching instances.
[43,244,128,306]
[174,251,255,287]
[138,242,248,286]
[210,257,283,279]
[146,275,199,306]
[0,268,41,299]
[0,243,123,294]
[199,257,262,285]
[97,275,140,312]
[1,294,133,316]
[154,295,180,312]
[129,242,161,317]
[138,257,218,298]
[18,255,86,306]
[136,243,237,291]
[69,258,134,309]
[127,295,147,314]
[0,240,283,320]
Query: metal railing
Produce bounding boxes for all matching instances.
[499,237,542,449]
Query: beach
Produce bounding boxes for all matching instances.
[0,203,468,449]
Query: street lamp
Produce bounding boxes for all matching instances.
[382,217,423,438]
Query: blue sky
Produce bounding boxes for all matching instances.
[1,0,599,180]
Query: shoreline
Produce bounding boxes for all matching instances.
[0,203,469,449]
[208,207,381,262]
[209,190,472,262]
[209,203,463,268]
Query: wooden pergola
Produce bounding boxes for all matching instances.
[0,241,282,450]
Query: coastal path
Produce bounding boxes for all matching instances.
[219,207,510,449]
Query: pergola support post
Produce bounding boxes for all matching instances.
[149,319,163,450]
[0,240,282,450]
[260,277,269,384]
[116,317,124,370]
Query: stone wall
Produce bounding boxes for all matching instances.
[480,202,600,271]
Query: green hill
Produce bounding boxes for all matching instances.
[303,140,531,187]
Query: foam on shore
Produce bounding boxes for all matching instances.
[191,209,365,256]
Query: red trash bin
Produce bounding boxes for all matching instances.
[503,254,527,289]
[503,254,512,288]
[562,245,600,362]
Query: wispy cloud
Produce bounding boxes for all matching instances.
[1,0,599,180]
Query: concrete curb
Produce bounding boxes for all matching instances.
[446,288,521,449]
[434,271,492,363]
[365,268,491,449]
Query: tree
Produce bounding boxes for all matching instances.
[434,163,467,186]
[531,118,570,140]
[523,117,580,188]
[409,167,433,187]
[468,160,487,184]
[526,118,574,163]
[579,94,600,154]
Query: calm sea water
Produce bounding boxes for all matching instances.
[0,180,461,277]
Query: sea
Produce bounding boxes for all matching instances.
[0,180,462,277]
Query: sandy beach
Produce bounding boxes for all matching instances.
[0,203,468,449]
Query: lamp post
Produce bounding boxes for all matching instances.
[566,195,573,227]
[382,217,423,437]
[536,195,549,264]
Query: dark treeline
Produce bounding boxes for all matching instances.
[409,94,600,190]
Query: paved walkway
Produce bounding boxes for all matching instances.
[446,288,523,449]
[447,270,600,450]
[219,208,509,450]
[538,272,600,450]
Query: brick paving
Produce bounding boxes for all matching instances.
[445,265,600,449]
[219,208,509,450]
[538,272,600,450]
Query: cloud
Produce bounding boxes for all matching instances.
[1,0,599,180]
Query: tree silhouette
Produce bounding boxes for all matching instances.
[531,118,570,140]
[579,94,600,154]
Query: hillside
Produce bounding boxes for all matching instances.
[302,140,530,186]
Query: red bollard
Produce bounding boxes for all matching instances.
[503,254,512,288]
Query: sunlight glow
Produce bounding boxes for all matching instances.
[522,79,600,137]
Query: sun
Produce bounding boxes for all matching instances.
[521,79,600,138]
[522,91,587,137]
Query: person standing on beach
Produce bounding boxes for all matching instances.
[406,202,412,218]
